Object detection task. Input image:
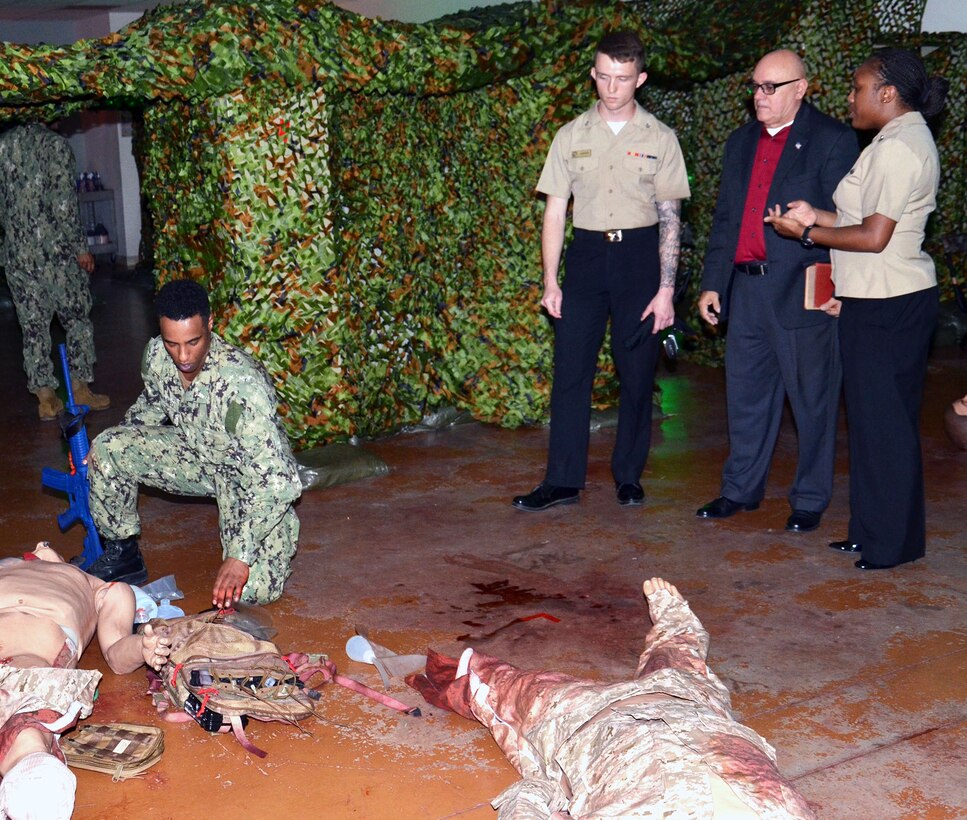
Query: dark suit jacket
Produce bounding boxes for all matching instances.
[701,102,859,328]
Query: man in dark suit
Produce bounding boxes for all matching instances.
[696,49,859,532]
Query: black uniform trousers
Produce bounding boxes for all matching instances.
[721,271,842,512]
[545,226,660,488]
[839,286,939,567]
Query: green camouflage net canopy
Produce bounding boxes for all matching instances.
[1,0,962,447]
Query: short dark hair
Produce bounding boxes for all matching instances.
[595,31,645,74]
[155,279,211,322]
[868,48,949,120]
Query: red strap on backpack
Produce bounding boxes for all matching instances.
[230,715,267,758]
[283,653,421,716]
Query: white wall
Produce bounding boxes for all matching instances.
[110,10,145,266]
[923,0,967,31]
[339,0,966,28]
[335,0,517,23]
[0,12,90,44]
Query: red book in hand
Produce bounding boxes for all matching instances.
[804,262,834,310]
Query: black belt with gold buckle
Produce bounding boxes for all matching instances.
[735,262,768,276]
[574,227,653,243]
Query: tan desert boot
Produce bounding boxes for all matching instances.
[35,387,65,421]
[71,380,111,411]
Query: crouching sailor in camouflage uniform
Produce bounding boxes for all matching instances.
[86,279,302,607]
[0,121,110,420]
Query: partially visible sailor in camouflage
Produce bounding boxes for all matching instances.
[0,121,110,420]
[87,279,302,607]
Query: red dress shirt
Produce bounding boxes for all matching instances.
[733,126,791,263]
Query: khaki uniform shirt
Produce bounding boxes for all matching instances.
[831,111,939,298]
[536,102,690,230]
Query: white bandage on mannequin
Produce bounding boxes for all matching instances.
[0,752,76,820]
[456,647,474,679]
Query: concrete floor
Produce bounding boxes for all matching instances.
[1,268,965,819]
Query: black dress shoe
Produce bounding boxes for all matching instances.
[616,482,645,506]
[512,483,579,512]
[696,496,760,519]
[855,558,900,570]
[785,510,822,532]
[829,540,862,553]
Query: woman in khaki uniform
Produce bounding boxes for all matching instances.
[766,49,949,570]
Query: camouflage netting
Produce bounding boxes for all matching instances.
[1,0,962,447]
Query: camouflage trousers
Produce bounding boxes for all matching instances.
[0,666,101,765]
[0,667,101,724]
[457,589,816,819]
[89,426,300,605]
[5,259,96,392]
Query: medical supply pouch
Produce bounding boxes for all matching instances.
[62,723,164,781]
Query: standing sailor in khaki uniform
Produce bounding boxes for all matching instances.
[766,48,949,569]
[513,30,690,511]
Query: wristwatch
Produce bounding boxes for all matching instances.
[800,225,816,248]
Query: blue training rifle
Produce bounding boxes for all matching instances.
[40,343,103,569]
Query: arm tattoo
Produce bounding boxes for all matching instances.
[656,199,682,289]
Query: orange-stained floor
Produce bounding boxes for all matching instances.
[1,268,965,820]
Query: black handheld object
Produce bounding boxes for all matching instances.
[623,314,656,351]
[183,692,249,734]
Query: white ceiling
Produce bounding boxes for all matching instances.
[0,1,169,18]
[2,1,960,31]
[0,0,510,25]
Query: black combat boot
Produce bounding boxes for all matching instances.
[84,536,148,585]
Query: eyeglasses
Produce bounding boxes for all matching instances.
[746,78,802,95]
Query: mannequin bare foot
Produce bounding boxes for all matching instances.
[642,577,683,600]
[140,623,172,671]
